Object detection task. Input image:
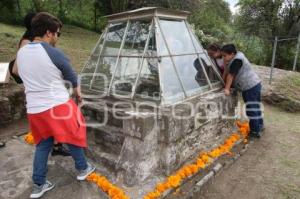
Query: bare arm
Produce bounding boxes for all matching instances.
[224,74,234,95]
[12,61,19,75]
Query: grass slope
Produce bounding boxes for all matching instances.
[0,23,100,72]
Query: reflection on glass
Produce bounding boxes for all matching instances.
[199,54,220,84]
[91,56,117,92]
[122,20,151,56]
[134,26,159,100]
[158,19,195,55]
[160,57,185,104]
[111,20,152,97]
[80,36,104,87]
[173,55,209,97]
[111,57,141,96]
[102,22,127,56]
[189,30,205,54]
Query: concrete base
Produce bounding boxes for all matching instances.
[81,89,238,187]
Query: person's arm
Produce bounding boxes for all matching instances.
[224,59,243,95]
[12,61,19,76]
[41,43,80,102]
[224,74,234,95]
[222,64,229,82]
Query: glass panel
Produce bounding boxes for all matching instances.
[160,57,185,104]
[90,22,127,92]
[190,30,205,54]
[110,57,141,96]
[157,19,195,55]
[199,54,220,84]
[110,20,152,97]
[122,20,151,56]
[90,56,117,92]
[80,35,104,87]
[173,55,209,97]
[102,22,127,56]
[135,31,160,100]
[134,25,160,100]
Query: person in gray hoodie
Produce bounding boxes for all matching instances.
[221,44,264,138]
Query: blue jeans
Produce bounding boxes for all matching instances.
[242,83,264,133]
[32,137,88,185]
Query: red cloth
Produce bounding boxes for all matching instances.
[27,99,87,147]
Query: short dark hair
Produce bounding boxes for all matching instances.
[31,12,62,37]
[207,43,221,52]
[221,44,237,54]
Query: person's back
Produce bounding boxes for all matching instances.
[16,12,95,199]
[17,42,70,113]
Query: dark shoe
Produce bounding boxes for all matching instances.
[0,141,5,148]
[249,131,261,139]
[51,144,71,157]
[30,180,55,198]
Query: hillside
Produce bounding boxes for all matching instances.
[0,23,100,72]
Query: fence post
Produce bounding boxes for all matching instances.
[270,36,278,84]
[293,34,300,71]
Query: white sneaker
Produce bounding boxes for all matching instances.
[77,162,95,181]
[30,180,55,198]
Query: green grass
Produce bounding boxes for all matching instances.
[0,23,100,72]
[275,73,300,102]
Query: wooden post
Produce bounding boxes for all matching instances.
[270,36,278,85]
[293,34,300,71]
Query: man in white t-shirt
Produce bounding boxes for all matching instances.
[17,12,95,198]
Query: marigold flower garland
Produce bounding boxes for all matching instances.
[24,132,35,145]
[143,120,250,199]
[23,121,249,199]
[87,173,130,199]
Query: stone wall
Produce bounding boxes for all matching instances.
[0,83,25,126]
[82,89,238,186]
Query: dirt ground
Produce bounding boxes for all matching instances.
[0,104,299,199]
[197,104,300,199]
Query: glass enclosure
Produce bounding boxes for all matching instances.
[80,9,223,105]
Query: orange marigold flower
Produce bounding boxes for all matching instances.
[177,168,187,178]
[147,190,161,198]
[196,158,206,169]
[189,164,199,174]
[108,186,121,198]
[24,132,35,145]
[182,166,193,177]
[167,175,182,188]
[200,154,211,164]
[209,148,222,158]
[87,172,98,182]
[155,183,167,193]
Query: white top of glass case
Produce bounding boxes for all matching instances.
[106,7,190,22]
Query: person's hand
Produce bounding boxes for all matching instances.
[75,92,82,104]
[224,89,231,96]
[73,86,82,104]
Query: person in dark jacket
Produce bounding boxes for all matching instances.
[9,12,36,83]
[221,44,264,138]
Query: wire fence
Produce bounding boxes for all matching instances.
[269,34,300,84]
